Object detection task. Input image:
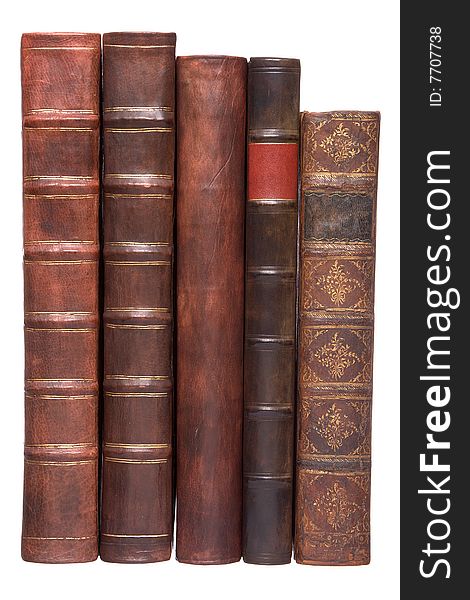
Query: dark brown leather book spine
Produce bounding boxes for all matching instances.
[243,57,300,565]
[21,32,100,563]
[176,56,247,565]
[100,32,176,563]
[295,111,380,565]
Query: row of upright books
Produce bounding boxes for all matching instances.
[21,31,380,566]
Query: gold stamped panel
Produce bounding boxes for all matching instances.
[301,326,373,387]
[296,469,370,565]
[302,256,374,313]
[302,113,379,176]
[298,397,371,460]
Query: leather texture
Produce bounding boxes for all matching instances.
[295,111,380,565]
[176,56,247,565]
[21,32,101,563]
[100,32,176,563]
[243,57,300,565]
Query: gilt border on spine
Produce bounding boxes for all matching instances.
[21,32,101,563]
[100,32,176,563]
[295,111,380,565]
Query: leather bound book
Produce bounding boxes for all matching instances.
[295,111,380,565]
[176,56,247,565]
[243,57,300,565]
[21,33,100,563]
[100,32,176,563]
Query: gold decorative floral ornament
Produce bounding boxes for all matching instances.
[314,332,360,379]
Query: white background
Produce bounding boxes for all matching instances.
[1,1,400,598]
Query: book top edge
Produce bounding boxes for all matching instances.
[103,32,176,44]
[177,55,246,62]
[302,110,381,120]
[249,57,300,69]
[21,32,100,48]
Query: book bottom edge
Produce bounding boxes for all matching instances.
[176,555,241,565]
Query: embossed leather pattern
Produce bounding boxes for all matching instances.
[176,56,247,565]
[100,32,176,563]
[243,57,300,565]
[21,32,101,564]
[295,111,380,565]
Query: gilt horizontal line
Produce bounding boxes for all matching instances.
[104,106,172,112]
[25,394,96,400]
[299,453,371,460]
[25,108,96,115]
[25,327,95,332]
[106,173,172,179]
[24,46,96,51]
[105,127,172,133]
[105,375,168,380]
[104,443,169,449]
[101,533,169,538]
[304,171,376,177]
[26,378,94,382]
[104,44,174,48]
[24,240,96,245]
[24,175,94,181]
[104,241,168,247]
[303,324,373,330]
[24,259,96,265]
[104,457,168,464]
[301,395,371,401]
[105,392,168,398]
[25,459,96,466]
[24,193,96,199]
[105,323,166,330]
[105,260,170,266]
[105,192,171,199]
[22,535,94,540]
[105,307,169,312]
[25,311,94,316]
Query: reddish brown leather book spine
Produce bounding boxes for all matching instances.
[100,32,176,563]
[243,57,300,565]
[176,56,247,564]
[21,32,100,563]
[295,111,380,565]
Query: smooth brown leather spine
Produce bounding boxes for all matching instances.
[21,33,100,563]
[176,56,247,565]
[100,32,176,563]
[295,111,380,565]
[243,58,300,565]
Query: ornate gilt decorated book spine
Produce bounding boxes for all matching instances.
[176,56,247,564]
[100,32,176,563]
[295,111,380,565]
[21,33,100,563]
[243,57,300,565]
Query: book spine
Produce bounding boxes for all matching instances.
[21,33,100,563]
[295,111,380,565]
[243,57,300,565]
[100,32,176,563]
[176,56,247,564]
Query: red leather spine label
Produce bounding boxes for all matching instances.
[247,143,298,200]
